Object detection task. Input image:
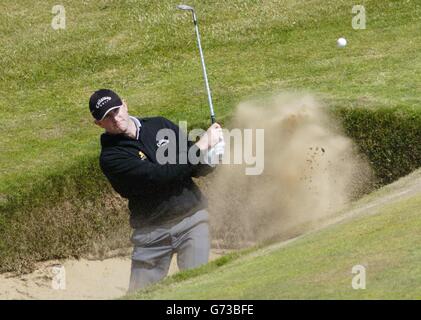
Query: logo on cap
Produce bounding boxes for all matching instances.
[96,96,112,109]
[89,89,123,121]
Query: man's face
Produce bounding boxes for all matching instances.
[95,101,130,134]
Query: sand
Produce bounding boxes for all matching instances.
[0,249,225,300]
[207,93,373,246]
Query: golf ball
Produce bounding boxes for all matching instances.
[337,37,347,48]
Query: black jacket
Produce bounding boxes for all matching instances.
[99,116,214,228]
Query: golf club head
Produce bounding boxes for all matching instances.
[177,4,194,11]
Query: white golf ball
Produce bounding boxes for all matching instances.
[337,37,347,48]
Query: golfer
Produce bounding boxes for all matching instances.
[89,89,224,292]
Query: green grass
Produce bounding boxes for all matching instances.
[2,0,421,196]
[1,0,421,271]
[128,186,421,299]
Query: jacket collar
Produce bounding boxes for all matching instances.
[130,116,142,140]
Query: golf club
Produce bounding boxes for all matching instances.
[177,4,216,124]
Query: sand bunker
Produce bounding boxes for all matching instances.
[0,249,225,300]
[0,93,374,299]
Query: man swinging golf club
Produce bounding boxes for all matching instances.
[89,4,224,292]
[89,89,224,292]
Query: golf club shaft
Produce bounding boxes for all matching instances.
[191,12,216,124]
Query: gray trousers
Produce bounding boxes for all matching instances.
[128,209,210,292]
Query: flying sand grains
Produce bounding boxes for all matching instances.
[206,93,373,247]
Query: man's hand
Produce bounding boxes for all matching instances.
[213,139,225,156]
[205,138,225,166]
[195,123,223,151]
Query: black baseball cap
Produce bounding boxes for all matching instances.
[89,89,123,121]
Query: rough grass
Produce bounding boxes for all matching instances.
[1,0,421,271]
[332,105,421,186]
[2,0,421,197]
[127,173,421,299]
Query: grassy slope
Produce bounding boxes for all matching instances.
[1,0,421,197]
[1,0,421,271]
[129,170,421,299]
